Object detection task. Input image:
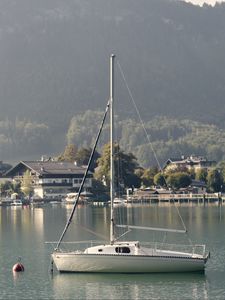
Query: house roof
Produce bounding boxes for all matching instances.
[166,158,183,163]
[163,156,216,169]
[190,180,207,188]
[5,161,93,176]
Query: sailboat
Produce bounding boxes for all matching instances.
[51,55,209,273]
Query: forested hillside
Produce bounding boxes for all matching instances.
[1,0,225,162]
[67,111,225,167]
[1,111,225,167]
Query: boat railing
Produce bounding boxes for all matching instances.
[46,240,207,256]
[46,240,106,252]
[141,242,207,256]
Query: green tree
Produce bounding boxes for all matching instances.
[195,168,208,183]
[220,165,225,192]
[134,167,144,179]
[166,172,191,190]
[95,143,140,189]
[207,169,223,192]
[58,144,77,162]
[0,180,20,197]
[141,167,158,187]
[75,147,100,171]
[91,178,109,201]
[95,143,111,185]
[154,173,167,187]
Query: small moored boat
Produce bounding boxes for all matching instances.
[51,55,209,273]
[11,199,23,206]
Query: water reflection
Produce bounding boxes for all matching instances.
[12,270,25,283]
[1,203,225,299]
[52,272,208,300]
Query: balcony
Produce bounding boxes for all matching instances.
[34,182,73,187]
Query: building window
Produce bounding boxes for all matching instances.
[74,179,82,184]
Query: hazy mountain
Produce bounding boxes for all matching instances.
[1,0,225,161]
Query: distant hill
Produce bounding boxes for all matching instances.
[67,111,225,168]
[1,0,225,161]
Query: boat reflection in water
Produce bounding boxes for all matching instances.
[62,192,92,205]
[52,272,208,300]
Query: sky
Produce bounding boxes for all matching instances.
[184,0,224,5]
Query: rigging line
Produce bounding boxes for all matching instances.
[78,224,108,241]
[55,100,110,251]
[116,59,162,172]
[116,59,188,234]
[113,129,125,228]
[114,228,132,241]
[173,203,187,232]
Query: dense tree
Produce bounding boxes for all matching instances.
[89,179,109,201]
[207,169,223,192]
[67,111,108,148]
[154,173,167,187]
[195,169,208,183]
[57,144,77,162]
[134,167,145,179]
[95,143,140,189]
[94,143,111,185]
[75,147,100,172]
[0,119,51,161]
[141,167,159,187]
[0,181,20,197]
[166,172,191,190]
[141,169,154,187]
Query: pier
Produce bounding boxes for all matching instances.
[127,193,224,204]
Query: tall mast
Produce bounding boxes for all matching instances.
[110,54,115,244]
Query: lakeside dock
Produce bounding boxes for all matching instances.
[0,193,224,206]
[126,193,224,204]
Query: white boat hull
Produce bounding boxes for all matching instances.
[52,252,206,273]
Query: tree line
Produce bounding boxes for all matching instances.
[1,142,225,198]
[55,143,225,194]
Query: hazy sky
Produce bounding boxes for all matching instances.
[184,0,224,5]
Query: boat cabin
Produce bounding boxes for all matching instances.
[84,242,140,255]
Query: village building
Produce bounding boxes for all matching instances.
[4,160,93,200]
[163,155,216,172]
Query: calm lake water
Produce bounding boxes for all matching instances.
[0,202,225,299]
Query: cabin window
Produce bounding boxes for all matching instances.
[98,249,103,252]
[115,247,130,254]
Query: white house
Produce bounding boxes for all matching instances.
[4,160,93,200]
[164,155,216,172]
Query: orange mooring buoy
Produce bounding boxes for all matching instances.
[12,258,24,272]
